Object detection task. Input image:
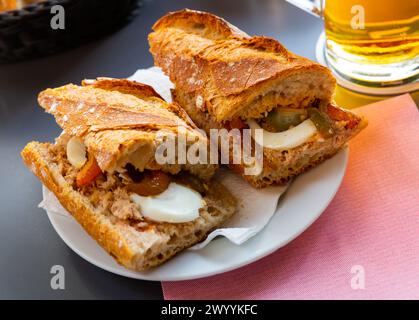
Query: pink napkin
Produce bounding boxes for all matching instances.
[162,94,419,300]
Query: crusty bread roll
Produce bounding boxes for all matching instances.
[149,9,367,188]
[149,9,336,122]
[22,79,237,271]
[22,142,236,271]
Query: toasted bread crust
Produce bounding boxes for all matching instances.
[38,78,217,179]
[83,78,198,129]
[21,142,236,271]
[149,9,336,122]
[152,8,249,39]
[38,78,192,136]
[83,77,164,99]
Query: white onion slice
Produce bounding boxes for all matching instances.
[246,119,318,150]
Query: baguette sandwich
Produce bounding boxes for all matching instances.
[148,9,367,188]
[21,78,236,271]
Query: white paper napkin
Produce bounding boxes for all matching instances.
[39,67,289,249]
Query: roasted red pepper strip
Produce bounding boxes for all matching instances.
[76,154,102,187]
[326,104,359,129]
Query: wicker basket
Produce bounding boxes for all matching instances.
[0,0,141,63]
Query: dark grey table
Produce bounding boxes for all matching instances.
[0,0,322,299]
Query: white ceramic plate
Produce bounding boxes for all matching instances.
[47,148,348,281]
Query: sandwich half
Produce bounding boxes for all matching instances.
[21,78,236,271]
[148,9,367,188]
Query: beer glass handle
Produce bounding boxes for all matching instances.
[284,0,323,18]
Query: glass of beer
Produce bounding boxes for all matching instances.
[286,0,418,87]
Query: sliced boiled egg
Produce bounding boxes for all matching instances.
[130,182,204,223]
[246,119,318,150]
[66,136,87,169]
